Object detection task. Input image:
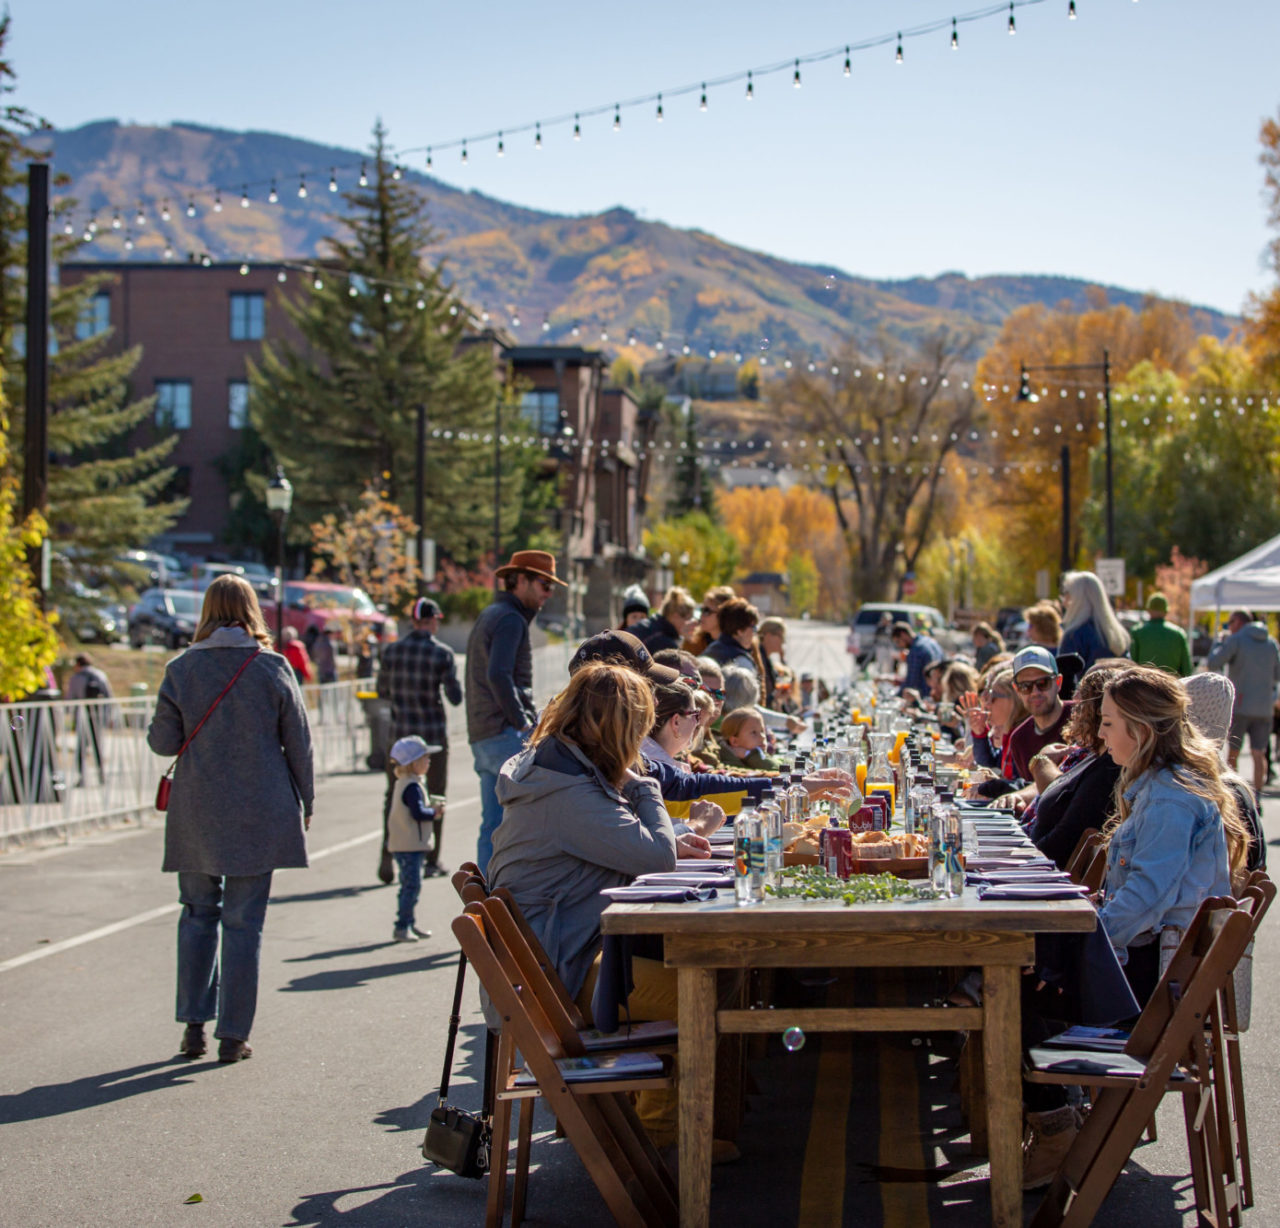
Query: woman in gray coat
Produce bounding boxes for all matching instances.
[148,575,314,1063]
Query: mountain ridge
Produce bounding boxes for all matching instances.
[41,121,1236,357]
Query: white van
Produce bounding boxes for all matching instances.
[847,602,950,663]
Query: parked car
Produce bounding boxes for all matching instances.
[128,588,203,649]
[182,562,276,600]
[265,582,390,650]
[117,550,183,588]
[848,602,954,663]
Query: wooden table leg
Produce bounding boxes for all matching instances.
[982,964,1022,1228]
[678,966,717,1228]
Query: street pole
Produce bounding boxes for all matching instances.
[493,396,502,590]
[1102,349,1115,558]
[1060,444,1071,576]
[415,402,426,597]
[23,163,50,606]
[275,512,286,645]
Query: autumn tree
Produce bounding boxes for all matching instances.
[1246,107,1280,381]
[308,487,420,611]
[1153,547,1208,628]
[773,329,979,604]
[642,510,739,600]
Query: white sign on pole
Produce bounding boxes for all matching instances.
[1035,569,1050,600]
[420,536,436,581]
[1096,557,1126,597]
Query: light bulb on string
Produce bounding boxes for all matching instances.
[313,273,324,290]
[201,254,212,268]
[124,233,134,251]
[951,18,959,48]
[417,297,426,310]
[297,174,307,198]
[277,269,286,283]
[268,180,278,204]
[613,104,621,131]
[461,140,468,164]
[895,34,904,63]
[682,343,690,355]
[542,316,551,332]
[186,197,196,217]
[655,94,663,122]
[628,333,638,346]
[82,226,93,243]
[534,123,542,150]
[793,60,801,88]
[135,202,146,226]
[1008,3,1016,34]
[213,189,223,212]
[1068,0,1077,16]
[700,83,708,110]
[329,167,338,192]
[389,163,400,180]
[601,329,609,341]
[240,262,250,276]
[497,132,505,157]
[359,162,369,187]
[511,313,520,327]
[745,71,754,99]
[88,218,98,234]
[111,210,122,230]
[348,279,358,298]
[63,218,74,236]
[161,199,172,221]
[240,185,249,208]
[844,47,851,75]
[655,337,665,351]
[572,321,581,337]
[383,290,392,304]
[574,113,581,140]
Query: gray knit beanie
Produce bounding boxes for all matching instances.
[1184,673,1235,747]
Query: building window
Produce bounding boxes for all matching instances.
[75,292,111,340]
[229,292,265,341]
[228,381,249,430]
[155,380,193,431]
[519,389,562,436]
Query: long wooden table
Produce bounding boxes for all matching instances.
[601,890,1097,1228]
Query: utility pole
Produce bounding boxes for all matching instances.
[1060,444,1071,576]
[414,403,426,597]
[22,163,51,606]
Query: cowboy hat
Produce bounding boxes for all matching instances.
[493,549,567,586]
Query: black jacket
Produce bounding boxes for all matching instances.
[632,613,680,654]
[465,591,538,743]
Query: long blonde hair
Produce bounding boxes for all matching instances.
[531,662,655,788]
[193,574,273,650]
[1102,666,1249,871]
[1062,570,1131,656]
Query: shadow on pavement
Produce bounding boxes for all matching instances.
[284,942,404,964]
[278,950,456,993]
[375,1023,488,1135]
[0,1058,205,1124]
[286,1166,487,1227]
[269,884,387,906]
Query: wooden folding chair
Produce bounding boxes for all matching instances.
[1026,898,1254,1228]
[1064,828,1103,883]
[1078,844,1108,894]
[454,905,678,1228]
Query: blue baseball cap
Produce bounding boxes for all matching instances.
[389,735,442,765]
[1010,645,1058,678]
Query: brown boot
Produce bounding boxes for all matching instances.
[1022,1106,1079,1190]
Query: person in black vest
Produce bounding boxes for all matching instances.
[631,585,698,654]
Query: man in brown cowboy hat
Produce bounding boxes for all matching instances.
[465,550,566,872]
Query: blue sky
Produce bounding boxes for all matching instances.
[10,0,1280,315]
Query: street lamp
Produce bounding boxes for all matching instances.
[1017,352,1115,562]
[265,465,293,645]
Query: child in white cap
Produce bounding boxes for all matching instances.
[387,735,443,942]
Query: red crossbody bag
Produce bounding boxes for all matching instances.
[156,650,260,811]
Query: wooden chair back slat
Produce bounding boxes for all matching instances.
[491,886,589,1030]
[1064,828,1103,883]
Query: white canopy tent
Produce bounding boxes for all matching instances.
[1189,531,1280,618]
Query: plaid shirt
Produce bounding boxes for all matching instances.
[376,630,462,745]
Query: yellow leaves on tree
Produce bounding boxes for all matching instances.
[0,398,59,700]
[719,485,848,617]
[1154,547,1208,629]
[308,488,420,616]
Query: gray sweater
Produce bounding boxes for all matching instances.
[148,627,314,876]
[488,736,677,998]
[1207,622,1280,717]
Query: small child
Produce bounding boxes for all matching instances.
[717,708,782,772]
[387,735,444,943]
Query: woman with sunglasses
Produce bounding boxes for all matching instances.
[642,681,707,773]
[958,668,1029,799]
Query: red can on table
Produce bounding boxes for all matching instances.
[847,804,878,833]
[820,828,855,878]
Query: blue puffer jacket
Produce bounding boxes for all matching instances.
[1097,764,1231,953]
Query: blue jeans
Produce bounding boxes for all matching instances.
[394,852,424,930]
[176,872,273,1041]
[470,725,526,874]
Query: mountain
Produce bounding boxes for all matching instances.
[41,121,1236,357]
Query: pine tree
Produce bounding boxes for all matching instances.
[0,18,184,594]
[251,123,544,565]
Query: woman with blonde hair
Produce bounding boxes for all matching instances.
[1023,602,1063,651]
[148,574,314,1063]
[1059,570,1130,671]
[1096,665,1248,1004]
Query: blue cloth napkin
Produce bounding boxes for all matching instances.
[977,882,1089,900]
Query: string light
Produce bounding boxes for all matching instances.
[213,189,223,212]
[348,279,358,297]
[135,202,146,226]
[359,162,369,187]
[700,83,708,110]
[392,163,402,180]
[613,104,621,131]
[313,273,324,289]
[161,199,171,221]
[111,210,122,230]
[896,33,904,63]
[239,262,250,276]
[268,180,278,204]
[1008,3,1016,33]
[277,269,286,283]
[63,218,73,235]
[655,94,663,122]
[746,70,754,100]
[534,123,542,149]
[952,17,959,47]
[574,113,581,140]
[461,140,468,164]
[240,185,249,208]
[843,47,852,75]
[329,167,338,192]
[793,59,802,88]
[163,243,174,260]
[297,174,307,198]
[186,197,197,218]
[124,233,134,251]
[426,147,433,168]
[1068,0,1077,16]
[497,131,505,156]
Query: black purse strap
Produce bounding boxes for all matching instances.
[437,950,469,1106]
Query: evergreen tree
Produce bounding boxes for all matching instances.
[670,399,718,518]
[251,123,544,565]
[0,18,183,595]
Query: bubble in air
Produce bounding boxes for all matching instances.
[759,337,771,352]
[782,1026,806,1052]
[823,274,837,291]
[10,714,25,731]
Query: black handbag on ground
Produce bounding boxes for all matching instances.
[422,952,491,1178]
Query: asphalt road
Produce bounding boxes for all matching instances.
[2,621,1278,1227]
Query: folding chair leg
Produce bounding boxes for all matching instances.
[597,1091,679,1216]
[1223,1033,1252,1208]
[487,1033,516,1228]
[511,1098,534,1226]
[1145,1114,1158,1143]
[1181,1091,1215,1227]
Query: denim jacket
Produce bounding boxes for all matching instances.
[1097,764,1230,953]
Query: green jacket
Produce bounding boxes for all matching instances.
[1129,618,1192,677]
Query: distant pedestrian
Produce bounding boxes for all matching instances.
[891,620,942,697]
[465,550,564,873]
[310,621,339,685]
[279,625,313,684]
[1207,608,1280,796]
[1128,592,1192,676]
[971,621,1005,670]
[618,584,651,630]
[148,575,313,1064]
[376,597,461,880]
[385,735,441,943]
[1058,570,1130,672]
[632,586,698,654]
[66,652,113,785]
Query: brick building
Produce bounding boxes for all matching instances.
[59,262,655,629]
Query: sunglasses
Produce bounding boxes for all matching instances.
[701,686,725,700]
[679,709,701,719]
[1014,676,1056,695]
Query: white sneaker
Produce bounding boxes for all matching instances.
[392,926,418,943]
[412,926,432,939]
